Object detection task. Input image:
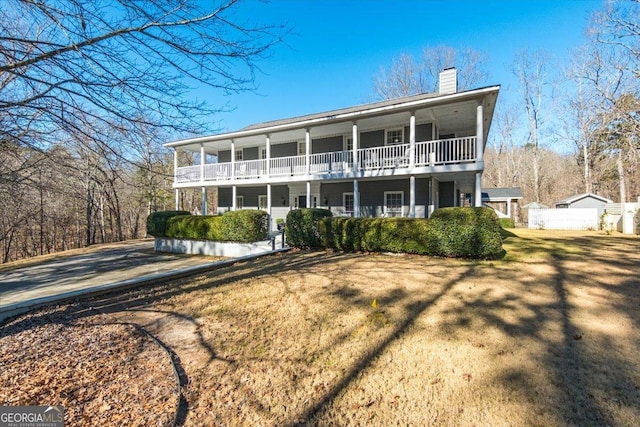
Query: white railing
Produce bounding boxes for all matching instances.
[270,155,306,177]
[204,163,232,180]
[415,137,476,166]
[235,159,267,179]
[176,165,201,183]
[358,143,411,170]
[175,137,478,184]
[309,150,353,173]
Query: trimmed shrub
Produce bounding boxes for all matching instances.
[426,207,503,259]
[498,218,515,229]
[318,207,503,259]
[220,210,269,242]
[146,210,191,237]
[151,209,268,242]
[166,215,223,240]
[285,208,333,248]
[319,217,431,254]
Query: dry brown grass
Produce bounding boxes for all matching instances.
[2,229,639,426]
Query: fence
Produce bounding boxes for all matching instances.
[527,208,598,230]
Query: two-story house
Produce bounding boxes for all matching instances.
[165,69,499,230]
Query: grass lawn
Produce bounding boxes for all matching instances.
[2,229,639,426]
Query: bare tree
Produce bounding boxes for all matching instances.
[565,1,640,202]
[484,103,525,189]
[511,49,552,203]
[0,0,284,155]
[591,0,640,78]
[372,45,488,99]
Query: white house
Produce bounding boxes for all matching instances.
[165,69,500,230]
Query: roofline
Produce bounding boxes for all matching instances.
[555,193,613,205]
[165,85,500,148]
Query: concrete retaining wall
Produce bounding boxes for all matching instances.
[155,238,276,257]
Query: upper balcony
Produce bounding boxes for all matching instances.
[174,136,478,186]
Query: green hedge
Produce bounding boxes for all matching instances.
[166,215,224,240]
[426,207,503,259]
[146,210,191,237]
[296,207,503,259]
[220,209,269,242]
[319,217,431,254]
[148,210,268,242]
[285,208,333,248]
[498,218,515,229]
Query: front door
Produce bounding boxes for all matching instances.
[296,195,318,208]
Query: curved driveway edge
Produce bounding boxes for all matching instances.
[0,241,289,323]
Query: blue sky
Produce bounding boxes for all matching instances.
[197,0,603,138]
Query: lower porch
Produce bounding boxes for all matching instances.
[205,174,482,231]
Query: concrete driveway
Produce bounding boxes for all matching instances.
[0,240,222,321]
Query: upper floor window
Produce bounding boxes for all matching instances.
[260,147,267,160]
[235,149,243,161]
[344,136,353,152]
[297,141,306,156]
[385,128,404,145]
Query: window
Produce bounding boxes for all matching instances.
[235,195,244,209]
[260,147,267,160]
[344,135,353,152]
[297,141,306,156]
[343,193,354,215]
[258,195,268,210]
[235,149,243,161]
[384,191,404,217]
[385,128,404,145]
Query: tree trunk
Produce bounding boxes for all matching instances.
[583,143,591,193]
[617,153,626,203]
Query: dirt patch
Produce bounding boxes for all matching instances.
[1,230,639,426]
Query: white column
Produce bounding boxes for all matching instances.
[474,172,482,207]
[173,148,178,182]
[201,187,207,215]
[200,145,206,214]
[200,144,205,183]
[409,176,416,217]
[353,179,360,217]
[305,129,311,176]
[173,149,179,210]
[409,112,416,169]
[476,101,484,162]
[352,122,358,171]
[232,185,237,211]
[427,177,434,218]
[266,134,271,177]
[507,198,512,218]
[231,139,236,180]
[267,183,272,231]
[306,181,311,208]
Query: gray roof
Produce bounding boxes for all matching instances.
[481,187,523,201]
[554,193,613,205]
[240,91,441,132]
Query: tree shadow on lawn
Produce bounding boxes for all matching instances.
[438,245,640,425]
[2,242,638,426]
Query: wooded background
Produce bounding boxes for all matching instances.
[1,0,638,263]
